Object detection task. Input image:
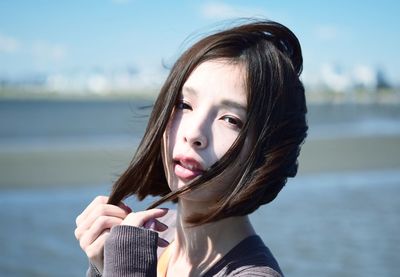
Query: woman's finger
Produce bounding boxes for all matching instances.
[76,195,109,226]
[118,201,133,213]
[84,229,110,275]
[121,208,169,227]
[157,237,169,248]
[85,229,110,260]
[76,196,131,227]
[143,219,168,232]
[79,216,123,249]
[75,204,129,239]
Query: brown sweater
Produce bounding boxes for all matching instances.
[87,225,283,276]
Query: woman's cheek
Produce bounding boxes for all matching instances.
[161,120,176,186]
[214,127,240,159]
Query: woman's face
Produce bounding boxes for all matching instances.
[162,59,250,202]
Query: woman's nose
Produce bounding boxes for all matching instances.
[183,123,208,149]
[184,134,207,148]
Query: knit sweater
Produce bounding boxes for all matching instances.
[87,225,283,277]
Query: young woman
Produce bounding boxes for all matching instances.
[75,19,307,276]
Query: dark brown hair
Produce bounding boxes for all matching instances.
[108,19,308,225]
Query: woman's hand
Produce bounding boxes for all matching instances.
[74,196,131,274]
[121,208,170,247]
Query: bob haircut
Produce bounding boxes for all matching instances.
[108,19,308,225]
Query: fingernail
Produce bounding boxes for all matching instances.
[144,219,156,230]
[120,202,132,213]
[158,238,169,247]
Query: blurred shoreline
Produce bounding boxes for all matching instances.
[1,97,399,188]
[1,134,399,188]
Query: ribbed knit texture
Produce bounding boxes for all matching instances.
[203,235,283,277]
[86,215,283,276]
[103,225,158,277]
[87,262,102,277]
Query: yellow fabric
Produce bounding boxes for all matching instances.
[157,244,172,277]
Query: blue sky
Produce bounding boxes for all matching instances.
[1,0,399,86]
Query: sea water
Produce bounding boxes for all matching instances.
[0,99,399,276]
[0,170,399,277]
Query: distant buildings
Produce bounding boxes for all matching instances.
[0,66,168,98]
[0,64,398,102]
[305,64,394,93]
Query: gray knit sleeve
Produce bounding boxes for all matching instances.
[87,262,102,277]
[103,225,158,277]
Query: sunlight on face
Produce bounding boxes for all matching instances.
[162,59,249,202]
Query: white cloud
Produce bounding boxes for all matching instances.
[201,2,265,20]
[352,65,376,87]
[314,25,340,41]
[320,63,352,92]
[31,41,67,62]
[0,33,20,53]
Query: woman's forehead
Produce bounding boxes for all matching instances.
[182,60,247,104]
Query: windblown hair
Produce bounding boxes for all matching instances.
[108,19,308,225]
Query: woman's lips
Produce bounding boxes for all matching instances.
[173,158,205,181]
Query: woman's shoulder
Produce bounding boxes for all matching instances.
[204,235,284,277]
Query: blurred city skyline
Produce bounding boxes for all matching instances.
[0,0,399,94]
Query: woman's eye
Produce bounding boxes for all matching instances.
[222,116,243,129]
[176,101,192,110]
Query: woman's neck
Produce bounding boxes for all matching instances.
[167,200,255,276]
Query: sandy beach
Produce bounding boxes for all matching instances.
[1,134,399,188]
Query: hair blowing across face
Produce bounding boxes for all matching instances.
[108,19,308,225]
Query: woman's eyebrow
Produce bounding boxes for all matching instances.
[183,85,246,112]
[182,85,197,96]
[220,100,247,113]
